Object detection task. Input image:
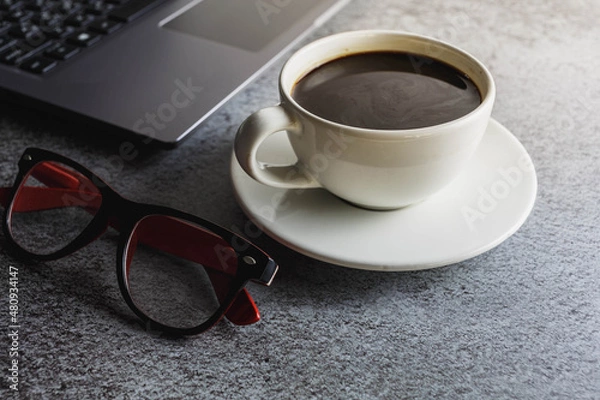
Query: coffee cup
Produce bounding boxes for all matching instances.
[234,30,495,210]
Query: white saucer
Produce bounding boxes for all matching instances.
[230,119,537,271]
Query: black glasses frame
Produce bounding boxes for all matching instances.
[2,148,278,336]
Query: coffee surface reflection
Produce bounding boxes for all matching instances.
[292,51,481,130]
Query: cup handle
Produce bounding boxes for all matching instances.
[235,105,320,189]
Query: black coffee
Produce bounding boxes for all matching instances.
[292,51,481,130]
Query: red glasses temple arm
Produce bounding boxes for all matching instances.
[0,163,260,326]
[0,161,99,212]
[1,187,101,212]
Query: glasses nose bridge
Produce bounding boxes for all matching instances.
[100,191,141,233]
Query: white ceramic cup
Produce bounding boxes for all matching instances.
[234,30,495,210]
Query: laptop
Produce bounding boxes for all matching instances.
[0,0,349,145]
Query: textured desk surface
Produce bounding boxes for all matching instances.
[1,1,599,399]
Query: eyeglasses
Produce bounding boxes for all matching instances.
[0,148,278,336]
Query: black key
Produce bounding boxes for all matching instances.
[42,24,75,39]
[5,8,33,22]
[54,1,81,16]
[21,30,49,49]
[88,18,121,34]
[0,20,12,35]
[0,39,51,64]
[0,44,28,64]
[8,21,47,47]
[0,0,23,12]
[45,42,79,60]
[65,12,95,27]
[0,35,16,51]
[8,21,31,37]
[109,0,165,22]
[86,1,114,16]
[32,10,65,27]
[19,55,56,73]
[65,30,101,47]
[24,0,47,12]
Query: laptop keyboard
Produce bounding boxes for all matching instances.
[0,0,167,74]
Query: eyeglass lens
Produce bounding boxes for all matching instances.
[7,160,242,330]
[8,161,102,256]
[126,215,238,329]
